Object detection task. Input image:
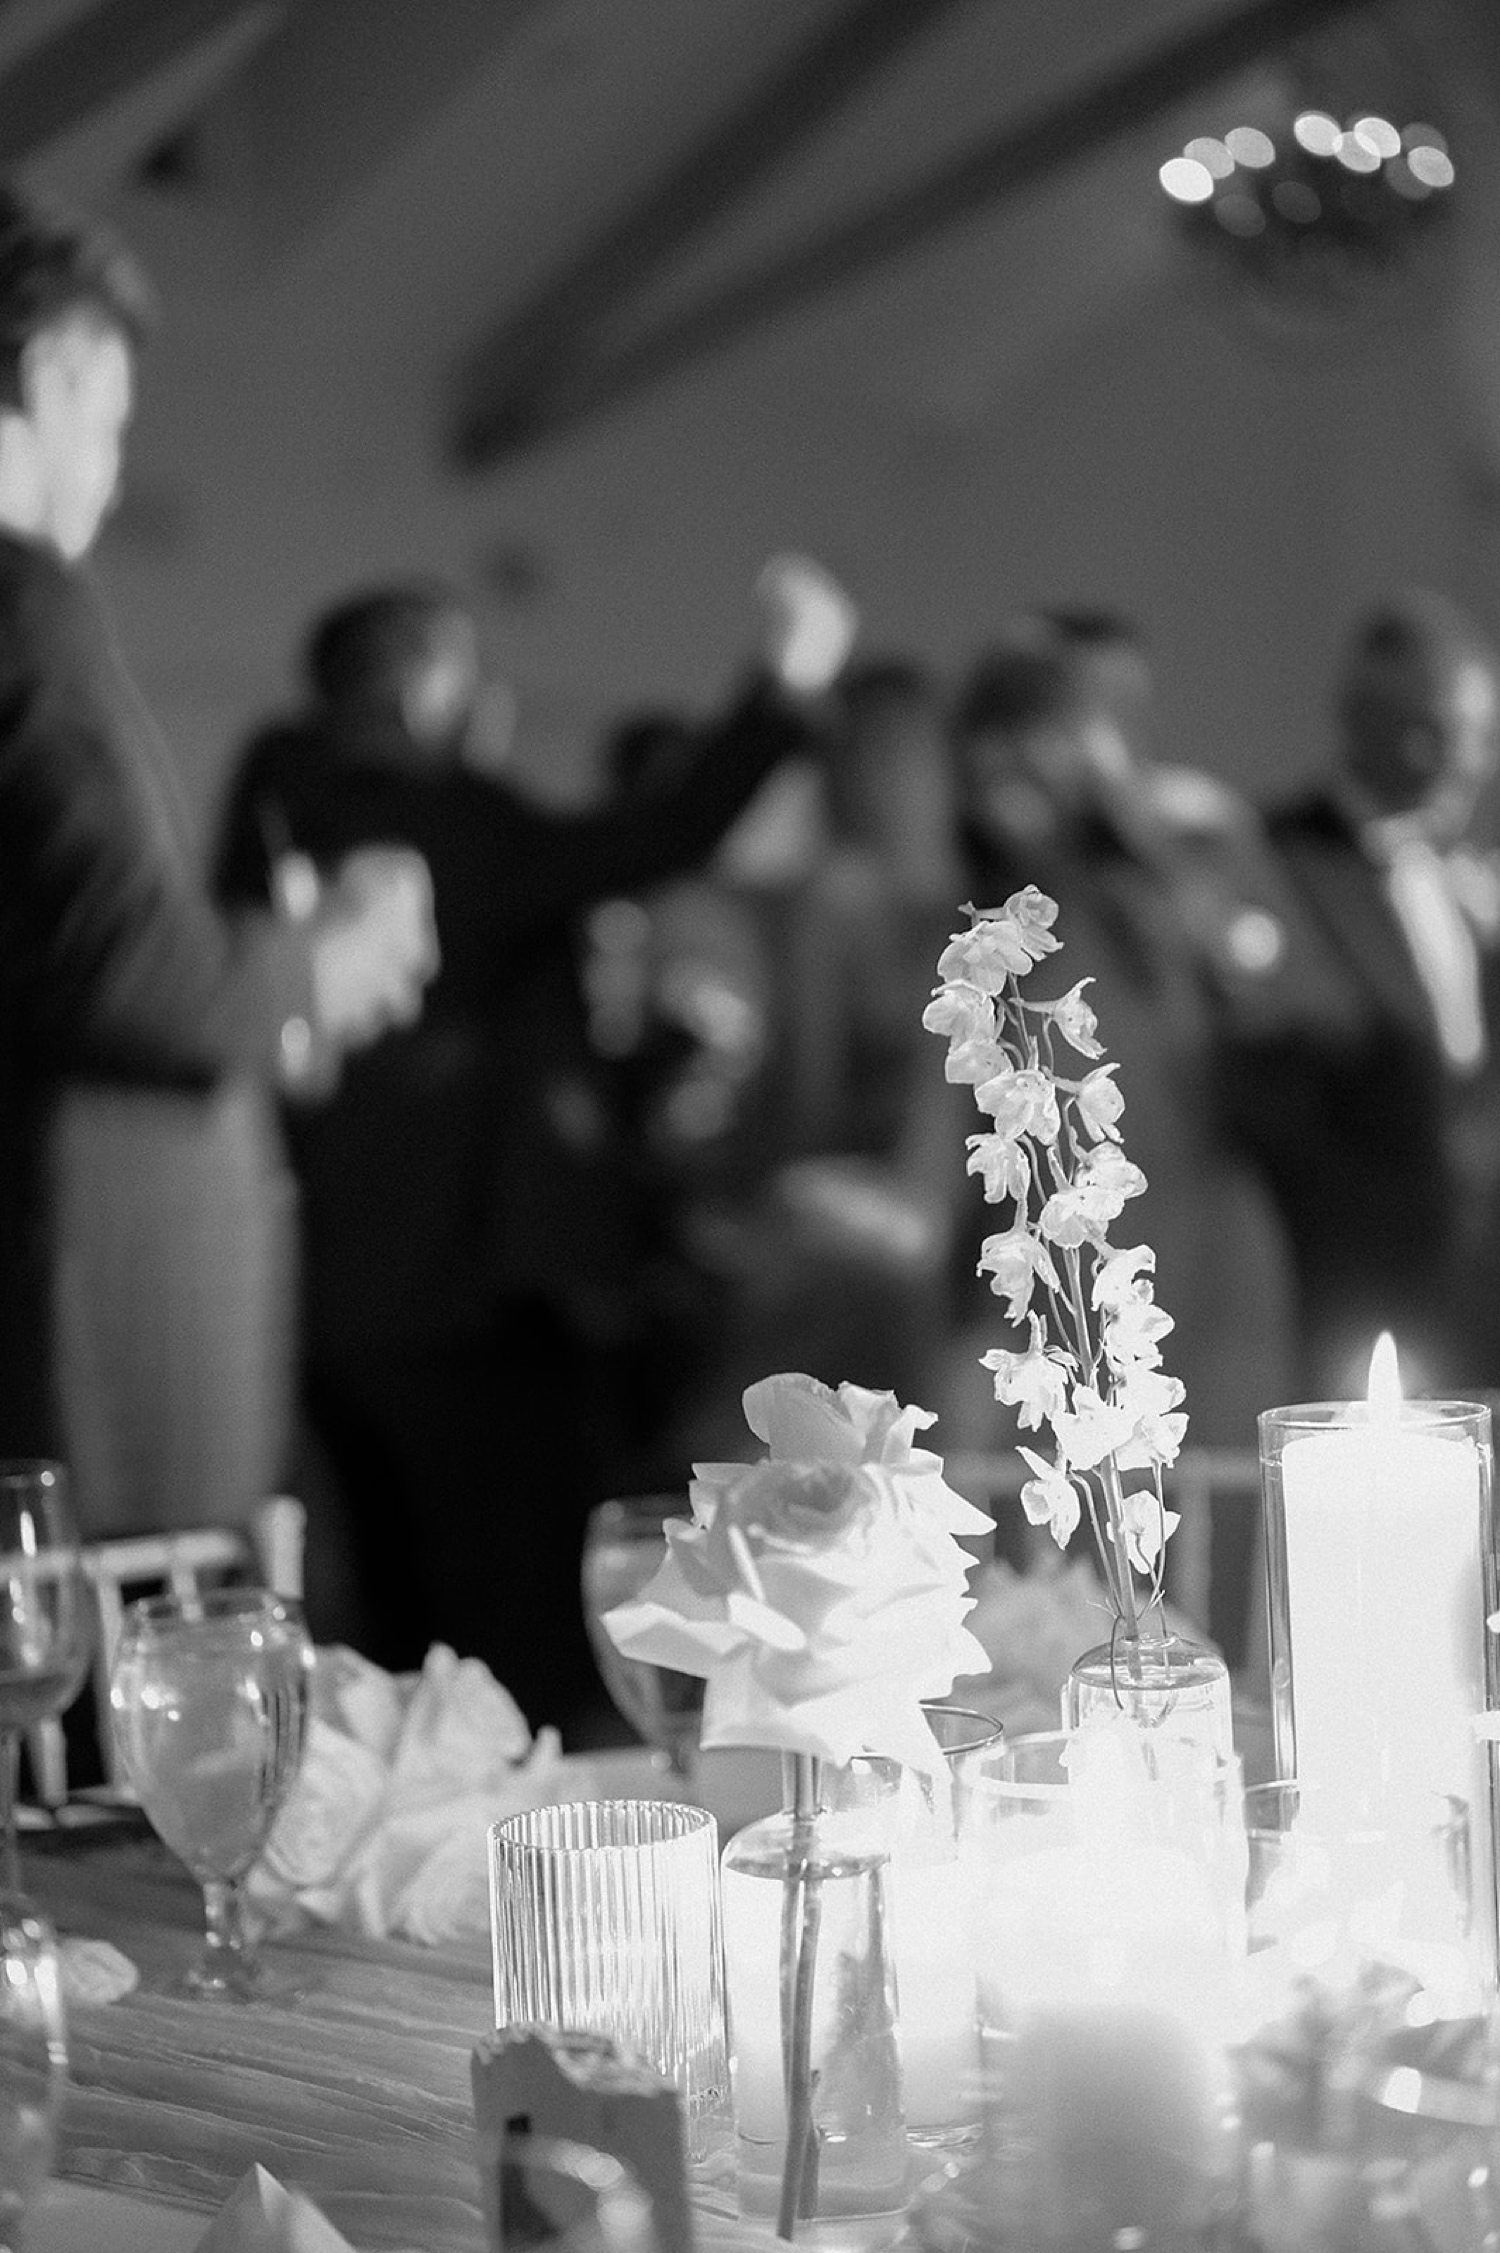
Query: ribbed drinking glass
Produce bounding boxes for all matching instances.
[489,1799,728,2152]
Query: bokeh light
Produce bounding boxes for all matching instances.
[1214,193,1267,237]
[1293,111,1342,157]
[1271,180,1322,224]
[1224,126,1276,168]
[1351,115,1401,159]
[1385,157,1431,200]
[1160,156,1216,204]
[1334,135,1381,174]
[1407,145,1455,189]
[1184,136,1235,179]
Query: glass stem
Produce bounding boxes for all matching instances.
[200,1876,250,1981]
[0,1730,17,1893]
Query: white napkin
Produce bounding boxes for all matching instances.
[191,2166,352,2253]
[249,1644,600,1945]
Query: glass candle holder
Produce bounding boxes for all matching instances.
[1243,1779,1481,2030]
[489,1800,728,2152]
[1258,1392,1498,1979]
[834,1705,1002,2150]
[720,1753,907,2235]
[960,1729,1247,2253]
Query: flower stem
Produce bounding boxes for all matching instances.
[1100,1453,1141,1651]
[778,1752,824,2241]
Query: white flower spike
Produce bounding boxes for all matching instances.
[924,889,1186,1629]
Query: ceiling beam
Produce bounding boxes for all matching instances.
[451,0,970,466]
[0,0,282,166]
[452,0,1377,467]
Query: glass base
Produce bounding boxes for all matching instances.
[1063,1632,1233,1756]
[178,1948,305,2004]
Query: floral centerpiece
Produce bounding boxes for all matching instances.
[922,887,1190,1664]
[604,1373,992,2237]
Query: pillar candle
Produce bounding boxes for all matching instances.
[1271,1345,1485,1808]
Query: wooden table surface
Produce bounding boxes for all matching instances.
[26,1825,493,2252]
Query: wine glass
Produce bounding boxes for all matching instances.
[581,1496,703,1789]
[0,1462,92,1889]
[108,1586,312,1999]
[0,1895,66,2245]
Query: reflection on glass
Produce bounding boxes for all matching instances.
[582,1497,703,1785]
[0,1895,66,2245]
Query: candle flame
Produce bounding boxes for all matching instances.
[1366,1332,1403,1424]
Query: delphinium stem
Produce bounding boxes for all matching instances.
[1100,1454,1141,1654]
[777,1752,824,2241]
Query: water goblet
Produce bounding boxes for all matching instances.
[581,1497,703,1789]
[0,1895,67,2248]
[0,1462,91,1890]
[109,1586,312,2000]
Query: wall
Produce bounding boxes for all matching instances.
[89,146,1479,837]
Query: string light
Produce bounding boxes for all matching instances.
[1159,99,1456,325]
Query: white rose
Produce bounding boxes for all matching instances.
[605,1376,992,1773]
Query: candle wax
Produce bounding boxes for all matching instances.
[1279,1422,1483,1805]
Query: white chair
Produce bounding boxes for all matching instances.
[27,1495,305,1801]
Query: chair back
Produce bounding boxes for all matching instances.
[945,1447,1265,1678]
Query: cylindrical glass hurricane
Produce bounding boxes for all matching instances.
[1063,1630,1233,1756]
[489,1800,728,2153]
[1257,1395,1498,1979]
[1243,1778,1480,2028]
[720,1753,906,2236]
[833,1705,1002,2151]
[959,1729,1247,2253]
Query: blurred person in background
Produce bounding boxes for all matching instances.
[577,710,774,1481]
[0,184,436,1544]
[1226,591,1500,1396]
[656,657,969,1462]
[945,624,1295,1461]
[216,556,856,1732]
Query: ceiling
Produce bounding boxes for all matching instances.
[14,0,1489,462]
[5,0,1499,805]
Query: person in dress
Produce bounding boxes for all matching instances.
[0,183,437,1526]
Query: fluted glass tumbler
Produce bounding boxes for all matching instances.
[489,1800,728,2149]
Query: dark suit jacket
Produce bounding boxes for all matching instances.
[214,678,820,1355]
[0,531,312,1453]
[1226,789,1500,1380]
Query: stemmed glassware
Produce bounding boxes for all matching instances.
[581,1496,703,1789]
[0,1462,92,1889]
[109,1586,312,1999]
[0,1895,67,2245]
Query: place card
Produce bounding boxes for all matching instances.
[472,2027,691,2253]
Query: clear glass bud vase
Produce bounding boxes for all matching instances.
[1063,1629,1233,1757]
[720,1752,907,2239]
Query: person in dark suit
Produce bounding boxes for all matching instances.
[1230,591,1500,1397]
[945,628,1301,1466]
[214,559,856,1728]
[0,185,436,1495]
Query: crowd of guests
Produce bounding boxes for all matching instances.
[5,182,1500,1735]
